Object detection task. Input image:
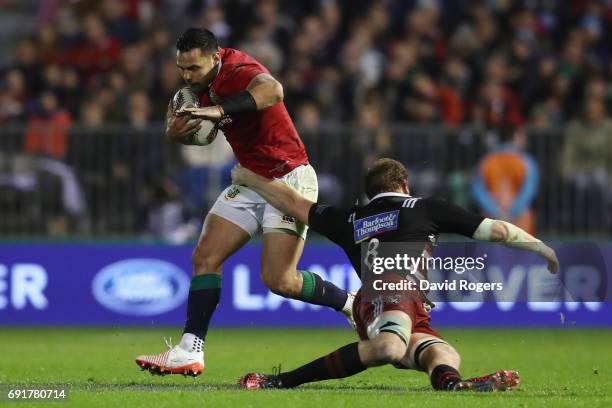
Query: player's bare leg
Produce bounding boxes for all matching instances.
[260,231,305,297]
[239,311,409,389]
[260,230,354,318]
[414,333,520,391]
[135,214,250,376]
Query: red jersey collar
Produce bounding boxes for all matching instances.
[209,48,226,89]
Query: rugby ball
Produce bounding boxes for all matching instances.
[172,86,218,146]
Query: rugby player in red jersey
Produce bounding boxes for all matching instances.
[135,28,353,376]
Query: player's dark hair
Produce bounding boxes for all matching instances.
[365,158,409,199]
[176,28,218,55]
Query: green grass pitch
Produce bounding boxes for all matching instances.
[1,327,610,407]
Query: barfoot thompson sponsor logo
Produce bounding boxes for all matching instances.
[353,211,399,242]
[92,259,189,316]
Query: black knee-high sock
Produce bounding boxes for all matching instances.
[183,274,221,341]
[298,270,348,311]
[278,342,366,388]
[430,364,461,391]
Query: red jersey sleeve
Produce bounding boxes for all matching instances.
[203,48,309,178]
[219,63,267,94]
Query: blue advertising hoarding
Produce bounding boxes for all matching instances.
[0,243,610,327]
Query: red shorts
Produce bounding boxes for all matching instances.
[353,289,441,341]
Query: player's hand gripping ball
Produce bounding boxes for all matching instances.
[172,87,218,146]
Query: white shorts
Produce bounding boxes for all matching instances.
[209,164,318,239]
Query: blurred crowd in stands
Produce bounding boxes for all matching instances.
[0,0,610,238]
[4,0,612,127]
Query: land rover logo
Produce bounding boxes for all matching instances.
[92,259,189,316]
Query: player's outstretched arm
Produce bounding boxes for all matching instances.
[473,218,559,273]
[231,164,313,225]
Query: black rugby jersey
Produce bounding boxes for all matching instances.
[308,192,484,279]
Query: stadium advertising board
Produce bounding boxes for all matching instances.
[0,243,610,326]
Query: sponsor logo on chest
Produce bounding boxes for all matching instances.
[353,210,400,243]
